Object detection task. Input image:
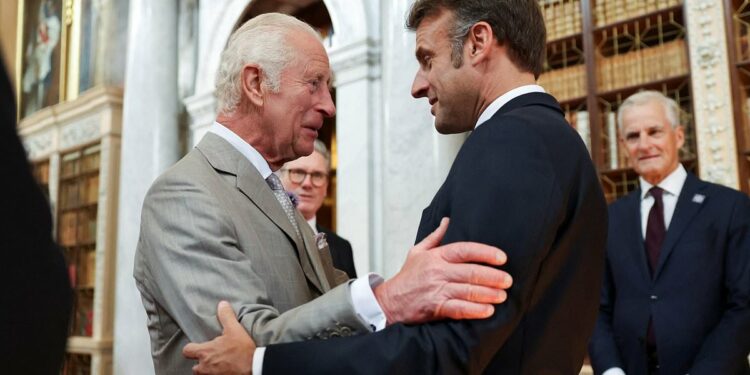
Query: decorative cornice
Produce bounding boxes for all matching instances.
[329,38,382,85]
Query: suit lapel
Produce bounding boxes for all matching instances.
[300,218,334,292]
[654,174,706,280]
[197,134,324,293]
[625,191,652,282]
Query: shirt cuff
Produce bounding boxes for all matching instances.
[602,368,626,375]
[349,273,386,332]
[252,346,266,375]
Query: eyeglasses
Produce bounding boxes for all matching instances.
[281,168,328,187]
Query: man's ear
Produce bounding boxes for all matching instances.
[466,21,494,65]
[241,64,264,107]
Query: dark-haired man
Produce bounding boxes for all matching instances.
[185,1,607,373]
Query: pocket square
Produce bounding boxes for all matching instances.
[315,232,328,250]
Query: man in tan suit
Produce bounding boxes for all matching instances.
[134,13,512,375]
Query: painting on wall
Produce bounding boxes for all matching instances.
[19,0,63,118]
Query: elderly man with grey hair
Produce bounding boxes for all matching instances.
[134,12,513,375]
[589,90,750,375]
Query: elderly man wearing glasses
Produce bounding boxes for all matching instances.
[278,139,357,279]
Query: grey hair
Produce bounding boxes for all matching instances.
[617,90,681,135]
[215,13,320,115]
[313,139,331,171]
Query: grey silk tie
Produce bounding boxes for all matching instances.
[266,173,301,239]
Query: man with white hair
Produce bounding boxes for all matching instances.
[134,13,512,375]
[589,90,750,375]
[279,139,357,278]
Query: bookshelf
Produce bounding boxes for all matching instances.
[539,0,698,201]
[31,159,51,202]
[725,0,750,193]
[59,144,100,344]
[19,86,122,375]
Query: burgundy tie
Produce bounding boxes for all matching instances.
[645,186,665,351]
[645,186,665,276]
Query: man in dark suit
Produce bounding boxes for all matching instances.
[0,57,72,373]
[279,139,357,278]
[183,1,607,374]
[589,90,750,375]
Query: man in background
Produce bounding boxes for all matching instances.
[279,139,357,278]
[589,90,750,375]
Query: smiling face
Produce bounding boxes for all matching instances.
[620,100,685,185]
[411,10,479,134]
[280,150,329,220]
[260,30,335,166]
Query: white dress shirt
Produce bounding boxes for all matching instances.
[603,164,687,375]
[475,84,546,129]
[639,164,687,237]
[208,122,386,374]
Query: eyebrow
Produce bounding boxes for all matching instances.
[415,47,428,64]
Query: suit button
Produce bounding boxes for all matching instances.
[650,295,658,300]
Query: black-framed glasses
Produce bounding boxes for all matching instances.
[281,168,328,187]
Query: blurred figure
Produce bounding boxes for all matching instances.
[589,90,750,375]
[279,139,357,278]
[0,56,71,373]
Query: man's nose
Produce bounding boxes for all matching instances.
[319,88,336,118]
[411,71,428,99]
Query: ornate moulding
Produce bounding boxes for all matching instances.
[686,0,740,188]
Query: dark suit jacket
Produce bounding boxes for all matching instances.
[0,59,72,373]
[263,92,608,374]
[589,173,750,375]
[317,224,357,279]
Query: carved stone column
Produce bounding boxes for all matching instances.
[686,0,740,188]
[113,0,178,373]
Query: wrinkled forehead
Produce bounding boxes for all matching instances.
[284,150,329,172]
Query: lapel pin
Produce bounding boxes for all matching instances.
[692,194,705,204]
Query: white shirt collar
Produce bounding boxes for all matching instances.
[475,84,546,129]
[307,216,317,233]
[639,164,687,200]
[208,121,273,179]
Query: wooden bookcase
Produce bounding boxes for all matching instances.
[20,86,122,375]
[539,0,698,202]
[724,0,750,193]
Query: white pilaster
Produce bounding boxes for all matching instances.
[686,0,740,188]
[112,0,179,374]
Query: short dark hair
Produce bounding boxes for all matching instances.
[406,0,546,77]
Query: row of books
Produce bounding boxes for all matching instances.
[564,110,632,170]
[59,210,97,246]
[71,293,94,337]
[59,175,100,209]
[539,64,587,102]
[62,353,92,375]
[597,39,688,92]
[541,0,582,41]
[67,250,97,289]
[60,148,100,179]
[594,0,682,27]
[565,110,591,153]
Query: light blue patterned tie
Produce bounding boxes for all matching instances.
[266,173,301,239]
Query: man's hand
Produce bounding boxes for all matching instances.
[373,217,512,324]
[183,301,256,375]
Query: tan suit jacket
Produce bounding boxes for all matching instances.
[134,133,366,374]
